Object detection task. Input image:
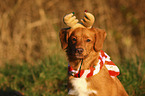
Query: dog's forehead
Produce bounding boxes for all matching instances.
[71,28,94,37]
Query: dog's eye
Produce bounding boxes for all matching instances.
[72,38,77,41]
[86,39,91,42]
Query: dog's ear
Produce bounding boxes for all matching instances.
[59,28,71,50]
[92,28,106,52]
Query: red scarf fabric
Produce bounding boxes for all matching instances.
[68,50,120,78]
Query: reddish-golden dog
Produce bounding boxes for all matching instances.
[60,27,128,96]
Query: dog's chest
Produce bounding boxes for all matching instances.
[68,78,97,96]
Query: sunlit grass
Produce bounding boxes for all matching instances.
[0,54,145,96]
[118,58,145,96]
[0,53,68,96]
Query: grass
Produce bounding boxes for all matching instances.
[0,53,68,96]
[118,58,145,96]
[0,53,145,96]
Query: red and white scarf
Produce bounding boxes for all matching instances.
[68,50,120,78]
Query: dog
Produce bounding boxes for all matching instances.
[59,12,128,96]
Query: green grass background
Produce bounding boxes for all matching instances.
[0,52,68,96]
[0,49,145,96]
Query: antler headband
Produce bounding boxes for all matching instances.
[63,11,95,29]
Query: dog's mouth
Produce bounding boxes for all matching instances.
[75,54,86,59]
[74,51,89,59]
[67,53,87,59]
[67,48,89,59]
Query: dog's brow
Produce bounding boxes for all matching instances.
[71,28,94,40]
[82,31,94,38]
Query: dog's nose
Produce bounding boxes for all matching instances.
[76,48,84,54]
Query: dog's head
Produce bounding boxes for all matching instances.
[59,27,106,59]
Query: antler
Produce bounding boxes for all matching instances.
[81,11,95,28]
[63,12,95,29]
[63,12,85,29]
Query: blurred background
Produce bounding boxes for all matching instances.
[0,0,145,96]
[0,0,144,64]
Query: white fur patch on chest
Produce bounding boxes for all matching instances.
[68,78,97,96]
